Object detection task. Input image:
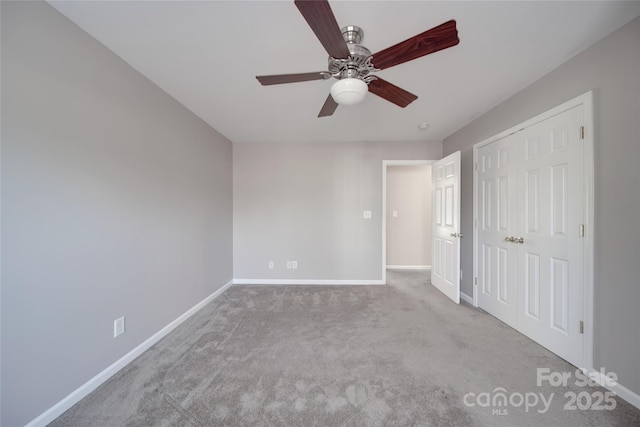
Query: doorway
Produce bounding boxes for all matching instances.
[382,161,433,284]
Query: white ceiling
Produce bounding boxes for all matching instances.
[50,1,640,144]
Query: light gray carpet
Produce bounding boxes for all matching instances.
[51,271,640,426]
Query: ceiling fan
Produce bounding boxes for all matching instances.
[256,0,460,117]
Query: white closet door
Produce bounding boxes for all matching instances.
[474,103,586,368]
[516,106,584,366]
[432,151,461,304]
[476,135,518,328]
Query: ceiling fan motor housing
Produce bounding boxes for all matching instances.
[328,26,378,83]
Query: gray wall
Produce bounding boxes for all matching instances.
[386,165,432,267]
[1,2,233,425]
[233,142,441,281]
[444,18,640,396]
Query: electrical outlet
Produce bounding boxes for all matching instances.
[268,261,274,269]
[114,316,125,338]
[292,261,298,269]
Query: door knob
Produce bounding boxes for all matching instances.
[450,233,463,238]
[515,237,524,244]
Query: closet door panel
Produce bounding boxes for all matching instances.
[516,106,584,367]
[476,135,518,327]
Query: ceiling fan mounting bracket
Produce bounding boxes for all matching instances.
[341,25,363,44]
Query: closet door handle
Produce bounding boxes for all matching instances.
[504,236,524,243]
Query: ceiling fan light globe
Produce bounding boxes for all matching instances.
[330,78,368,106]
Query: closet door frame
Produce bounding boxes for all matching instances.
[472,91,594,370]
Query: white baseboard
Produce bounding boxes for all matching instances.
[233,279,385,285]
[588,368,640,410]
[386,265,431,270]
[26,280,234,427]
[460,292,474,305]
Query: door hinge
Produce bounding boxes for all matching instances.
[474,277,478,286]
[475,162,479,171]
[580,126,585,140]
[474,219,479,228]
[579,321,584,334]
[579,224,585,237]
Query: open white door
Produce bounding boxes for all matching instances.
[431,151,461,303]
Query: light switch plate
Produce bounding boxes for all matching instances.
[114,316,125,338]
[363,210,372,219]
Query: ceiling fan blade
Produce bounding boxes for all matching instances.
[318,94,339,117]
[371,20,459,70]
[295,0,350,59]
[256,72,329,86]
[368,78,418,108]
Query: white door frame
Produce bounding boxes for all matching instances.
[472,91,594,370]
[382,160,434,284]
